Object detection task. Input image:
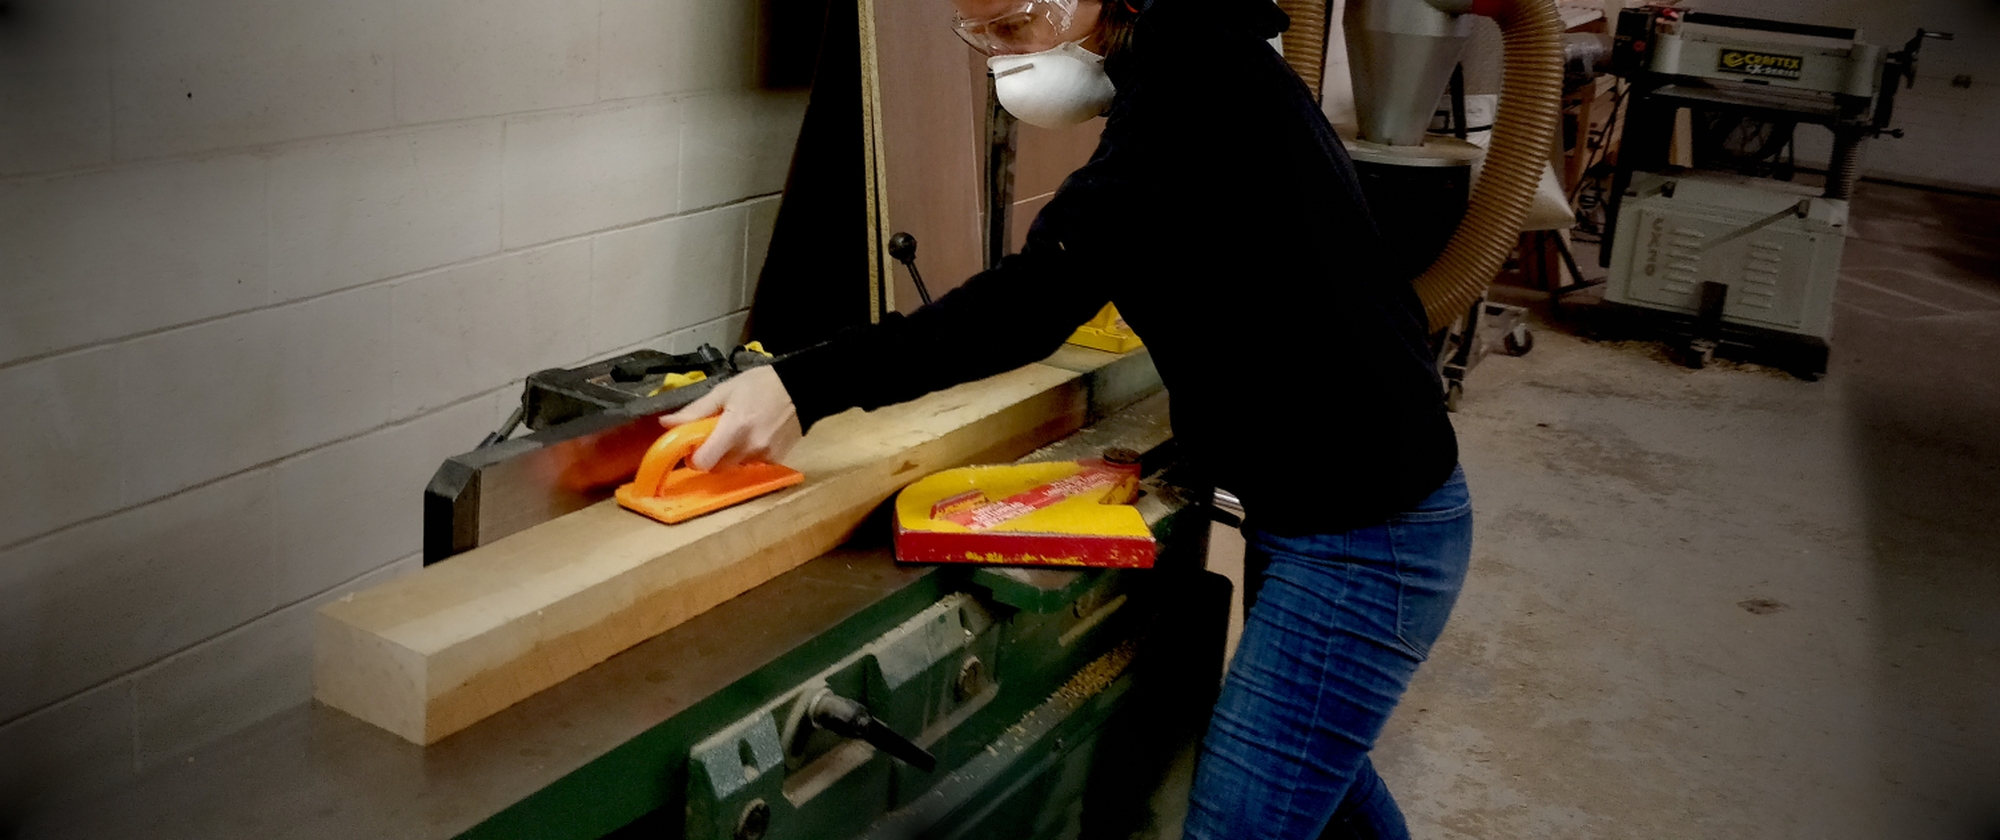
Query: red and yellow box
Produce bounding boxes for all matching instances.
[892,458,1156,568]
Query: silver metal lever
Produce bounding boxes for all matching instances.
[1211,488,1245,528]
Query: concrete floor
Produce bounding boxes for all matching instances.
[1200,181,2000,839]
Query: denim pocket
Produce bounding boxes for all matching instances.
[1388,466,1470,524]
[1385,469,1473,660]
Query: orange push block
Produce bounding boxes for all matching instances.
[614,417,804,525]
[893,458,1155,568]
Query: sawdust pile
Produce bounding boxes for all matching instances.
[1053,638,1139,702]
[1581,337,1798,380]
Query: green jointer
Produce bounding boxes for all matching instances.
[464,391,1230,840]
[27,351,1229,840]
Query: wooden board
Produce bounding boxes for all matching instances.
[315,362,1099,745]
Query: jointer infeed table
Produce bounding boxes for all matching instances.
[20,348,1231,840]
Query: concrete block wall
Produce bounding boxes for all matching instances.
[0,0,806,804]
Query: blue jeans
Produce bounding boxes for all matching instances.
[1183,466,1473,840]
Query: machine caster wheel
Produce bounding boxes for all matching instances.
[1503,327,1534,357]
[1444,381,1464,412]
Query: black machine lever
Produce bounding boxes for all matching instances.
[807,690,938,772]
[887,232,934,306]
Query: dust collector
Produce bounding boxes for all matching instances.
[1280,0,1563,405]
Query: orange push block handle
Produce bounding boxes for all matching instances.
[631,416,720,496]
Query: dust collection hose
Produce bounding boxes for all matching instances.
[1282,0,1565,332]
[1277,0,1330,102]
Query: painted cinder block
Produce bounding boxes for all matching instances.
[589,206,747,354]
[268,122,505,304]
[393,0,599,125]
[0,154,268,366]
[598,0,757,102]
[116,315,284,502]
[273,398,497,604]
[0,348,125,549]
[114,287,394,502]
[389,240,593,419]
[107,0,396,159]
[666,311,753,354]
[502,99,682,248]
[0,0,819,791]
[744,195,781,309]
[113,288,394,506]
[0,0,114,176]
[272,285,396,455]
[0,469,279,723]
[131,556,415,770]
[0,677,137,808]
[679,91,808,212]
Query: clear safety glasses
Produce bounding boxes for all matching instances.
[951,0,1077,56]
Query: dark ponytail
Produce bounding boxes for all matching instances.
[1095,0,1142,60]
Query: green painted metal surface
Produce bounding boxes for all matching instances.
[458,394,1224,840]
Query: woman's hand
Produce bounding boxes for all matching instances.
[658,365,804,471]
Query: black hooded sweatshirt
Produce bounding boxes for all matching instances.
[772,0,1459,534]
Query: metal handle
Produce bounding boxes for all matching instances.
[631,417,718,494]
[888,231,933,306]
[1211,488,1245,528]
[806,690,938,772]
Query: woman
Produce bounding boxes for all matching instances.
[663,0,1472,835]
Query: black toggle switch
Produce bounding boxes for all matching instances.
[806,690,938,773]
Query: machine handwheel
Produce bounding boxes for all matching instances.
[1503,327,1534,357]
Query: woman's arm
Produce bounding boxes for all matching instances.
[661,171,1129,469]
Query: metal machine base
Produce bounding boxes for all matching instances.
[1437,296,1534,412]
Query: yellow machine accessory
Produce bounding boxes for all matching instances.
[1066,304,1144,354]
[893,456,1156,568]
[614,416,805,525]
[647,370,707,397]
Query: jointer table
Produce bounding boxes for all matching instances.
[20,366,1231,840]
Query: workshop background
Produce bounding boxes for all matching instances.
[1662,0,1999,191]
[3,0,2000,831]
[0,0,806,797]
[1332,0,2000,193]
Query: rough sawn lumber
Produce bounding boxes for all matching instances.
[314,362,1092,745]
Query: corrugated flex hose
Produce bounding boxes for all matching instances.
[1278,0,1329,101]
[1410,0,1565,331]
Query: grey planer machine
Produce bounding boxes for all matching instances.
[1602,6,1952,376]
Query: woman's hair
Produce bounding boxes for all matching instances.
[1095,0,1141,60]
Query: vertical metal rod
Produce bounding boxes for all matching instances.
[1448,63,1468,139]
[858,0,894,321]
[983,74,1018,270]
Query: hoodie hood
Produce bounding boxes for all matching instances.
[1137,0,1290,40]
[1105,0,1290,85]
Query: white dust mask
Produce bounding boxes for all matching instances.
[986,41,1116,128]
